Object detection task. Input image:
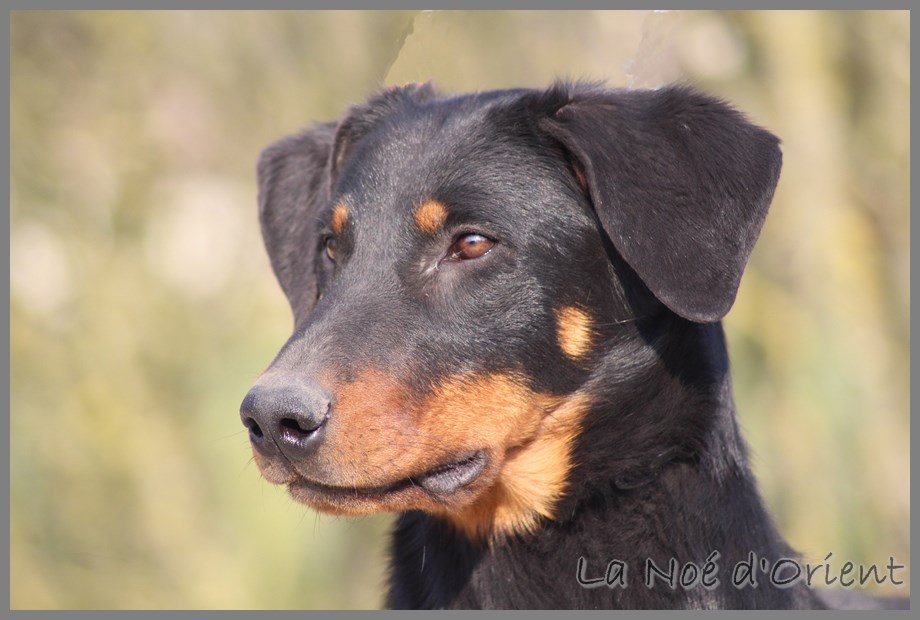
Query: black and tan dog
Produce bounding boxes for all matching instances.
[241,82,903,609]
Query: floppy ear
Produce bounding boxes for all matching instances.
[258,84,439,324]
[540,84,782,323]
[257,122,336,323]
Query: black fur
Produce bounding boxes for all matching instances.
[248,82,906,610]
[540,84,782,322]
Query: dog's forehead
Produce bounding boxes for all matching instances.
[330,98,533,225]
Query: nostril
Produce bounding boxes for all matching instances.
[243,416,264,440]
[278,416,322,443]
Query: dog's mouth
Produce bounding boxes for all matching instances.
[412,450,489,494]
[287,451,489,513]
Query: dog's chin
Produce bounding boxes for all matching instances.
[285,450,493,516]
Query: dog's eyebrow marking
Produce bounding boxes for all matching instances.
[555,306,594,360]
[414,200,448,234]
[331,202,349,235]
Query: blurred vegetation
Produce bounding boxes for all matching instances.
[10,10,909,609]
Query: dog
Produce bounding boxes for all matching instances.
[240,82,907,609]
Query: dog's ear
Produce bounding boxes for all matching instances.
[257,122,336,323]
[258,84,440,323]
[540,84,782,323]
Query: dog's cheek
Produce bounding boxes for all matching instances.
[419,372,554,450]
[319,368,423,485]
[437,390,592,541]
[320,370,554,485]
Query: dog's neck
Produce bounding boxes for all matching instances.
[386,318,825,609]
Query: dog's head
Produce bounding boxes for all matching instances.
[241,82,781,540]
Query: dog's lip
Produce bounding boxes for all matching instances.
[414,451,488,494]
[291,450,488,499]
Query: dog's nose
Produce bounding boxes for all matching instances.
[240,377,330,459]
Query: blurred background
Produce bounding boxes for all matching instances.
[10,10,909,609]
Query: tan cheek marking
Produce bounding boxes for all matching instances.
[439,392,590,543]
[315,368,589,542]
[321,368,416,485]
[331,203,349,235]
[321,370,540,488]
[556,306,594,360]
[327,370,558,481]
[414,199,448,234]
[420,373,549,447]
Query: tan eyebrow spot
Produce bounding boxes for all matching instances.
[414,200,448,234]
[331,203,349,235]
[555,306,594,360]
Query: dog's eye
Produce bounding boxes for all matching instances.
[324,236,337,262]
[446,233,495,261]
